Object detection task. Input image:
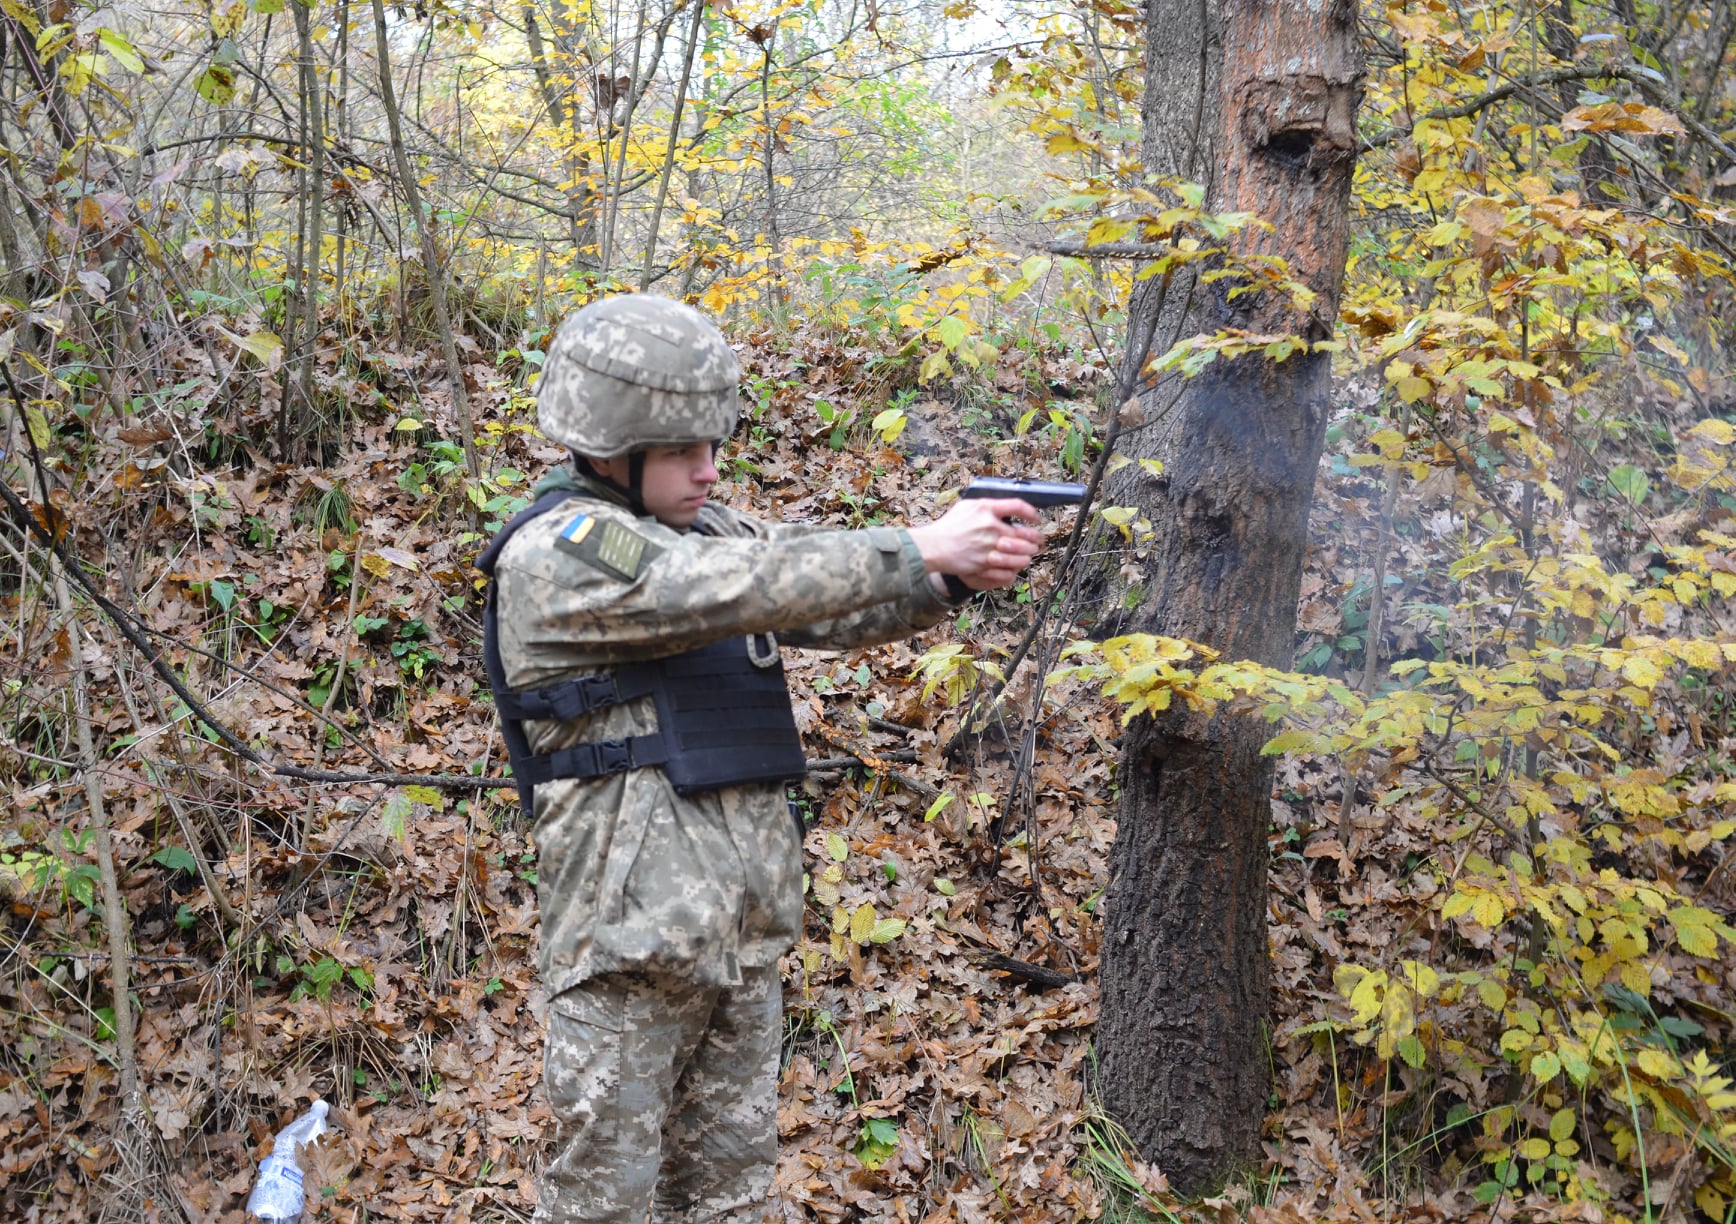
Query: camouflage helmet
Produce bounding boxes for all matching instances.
[536,294,740,457]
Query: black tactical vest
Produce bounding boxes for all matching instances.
[477,490,808,815]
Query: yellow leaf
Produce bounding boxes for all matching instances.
[1441,891,1475,920]
[236,329,284,366]
[1333,963,1370,998]
[1520,1137,1552,1160]
[1670,905,1720,956]
[1472,892,1506,928]
[850,903,877,945]
[1697,1183,1728,1221]
[811,867,841,907]
[1369,428,1407,459]
[1044,130,1095,156]
[1691,418,1735,445]
[1621,654,1664,688]
[359,552,393,580]
[1381,982,1416,1039]
[1395,376,1432,403]
[1637,1049,1678,1080]
[1549,1109,1576,1142]
[826,833,849,862]
[1347,969,1386,1026]
[1398,960,1440,997]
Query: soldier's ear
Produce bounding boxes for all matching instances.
[575,452,623,482]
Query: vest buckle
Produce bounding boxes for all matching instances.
[746,632,780,669]
[591,738,634,776]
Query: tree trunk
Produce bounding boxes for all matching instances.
[1097,0,1363,1193]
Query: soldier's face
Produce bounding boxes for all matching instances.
[610,442,720,527]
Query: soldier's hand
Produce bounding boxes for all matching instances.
[907,498,1043,591]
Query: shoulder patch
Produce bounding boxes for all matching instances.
[553,512,661,580]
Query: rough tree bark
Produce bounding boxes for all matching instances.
[1096,0,1364,1192]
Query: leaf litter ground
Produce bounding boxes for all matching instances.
[3,328,1731,1223]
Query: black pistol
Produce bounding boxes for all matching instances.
[962,476,1088,509]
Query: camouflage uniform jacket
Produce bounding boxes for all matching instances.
[494,469,953,994]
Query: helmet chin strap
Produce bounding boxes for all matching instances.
[627,452,647,506]
[573,451,649,516]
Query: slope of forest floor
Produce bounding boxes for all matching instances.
[2,314,1731,1224]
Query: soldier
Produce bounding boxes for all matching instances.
[477,294,1041,1223]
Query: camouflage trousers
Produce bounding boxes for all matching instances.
[535,965,781,1224]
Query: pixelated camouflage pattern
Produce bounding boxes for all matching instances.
[536,967,780,1224]
[492,469,949,997]
[537,295,741,456]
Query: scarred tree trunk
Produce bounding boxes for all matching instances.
[1096,0,1363,1192]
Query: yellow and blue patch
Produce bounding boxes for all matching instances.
[559,513,597,547]
[553,511,657,581]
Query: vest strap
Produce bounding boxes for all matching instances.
[493,669,654,722]
[513,734,670,786]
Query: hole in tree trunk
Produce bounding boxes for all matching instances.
[1263,129,1315,171]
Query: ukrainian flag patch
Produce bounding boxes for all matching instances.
[559,513,596,547]
[553,511,658,580]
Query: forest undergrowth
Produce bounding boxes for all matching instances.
[4,276,1734,1224]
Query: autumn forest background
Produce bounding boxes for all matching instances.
[5,0,1736,1218]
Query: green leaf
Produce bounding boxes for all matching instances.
[151,846,199,874]
[97,29,145,72]
[195,64,237,105]
[854,1116,899,1169]
[826,833,849,862]
[1261,729,1314,755]
[66,865,100,911]
[933,315,968,352]
[869,918,906,944]
[305,957,344,998]
[1607,464,1651,506]
[382,791,413,842]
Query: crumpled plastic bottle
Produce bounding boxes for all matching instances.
[246,1099,330,1223]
